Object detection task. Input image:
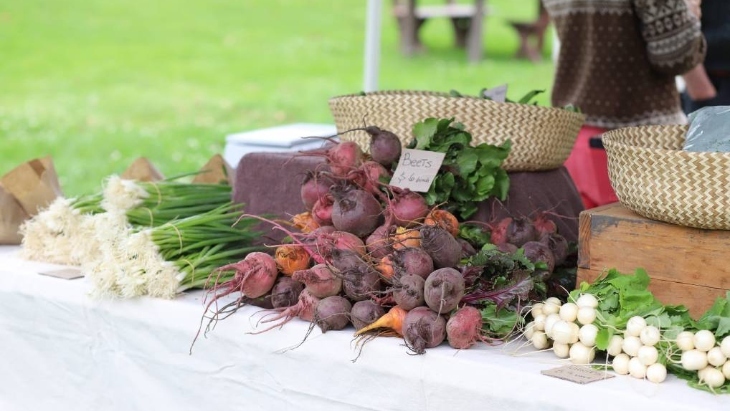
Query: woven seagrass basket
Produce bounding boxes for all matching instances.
[328,90,586,171]
[603,125,730,230]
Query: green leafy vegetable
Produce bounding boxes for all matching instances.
[697,291,730,339]
[481,302,523,338]
[409,118,510,219]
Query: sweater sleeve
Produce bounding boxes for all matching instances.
[633,0,706,75]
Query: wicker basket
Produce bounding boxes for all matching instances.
[328,90,586,171]
[603,125,730,230]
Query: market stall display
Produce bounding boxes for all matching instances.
[3,90,729,408]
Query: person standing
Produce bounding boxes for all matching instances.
[542,0,706,209]
[682,0,730,113]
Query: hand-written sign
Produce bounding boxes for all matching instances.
[481,84,508,103]
[390,149,446,193]
[541,365,615,385]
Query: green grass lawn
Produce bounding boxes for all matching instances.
[0,0,554,196]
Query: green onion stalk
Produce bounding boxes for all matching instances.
[85,203,268,299]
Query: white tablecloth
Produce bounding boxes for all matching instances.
[0,246,727,411]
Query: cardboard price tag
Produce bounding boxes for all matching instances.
[389,149,446,193]
[38,268,84,280]
[541,365,614,385]
[481,84,508,103]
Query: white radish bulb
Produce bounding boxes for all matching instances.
[532,331,550,350]
[701,367,726,388]
[698,365,711,381]
[576,306,597,325]
[707,347,727,367]
[676,331,695,351]
[694,330,716,352]
[544,313,562,338]
[533,314,547,331]
[579,324,599,347]
[569,322,580,344]
[721,336,730,358]
[545,297,562,306]
[523,321,535,340]
[628,357,647,379]
[681,349,709,371]
[552,320,577,345]
[626,316,647,337]
[723,361,730,380]
[559,302,579,323]
[543,301,560,316]
[612,353,630,375]
[607,335,624,357]
[622,335,642,357]
[646,363,667,383]
[531,303,544,318]
[639,325,661,346]
[637,345,658,366]
[553,342,570,358]
[576,293,598,309]
[569,342,595,364]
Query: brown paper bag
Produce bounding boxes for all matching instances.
[121,157,164,182]
[0,156,63,216]
[192,154,234,185]
[0,184,29,245]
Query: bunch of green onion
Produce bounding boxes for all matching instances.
[20,175,266,299]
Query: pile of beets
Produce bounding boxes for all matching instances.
[196,127,572,355]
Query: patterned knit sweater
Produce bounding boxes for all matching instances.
[543,0,706,128]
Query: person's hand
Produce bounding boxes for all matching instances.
[684,0,701,19]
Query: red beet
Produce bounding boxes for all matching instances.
[330,186,383,237]
[292,264,342,299]
[253,289,321,334]
[446,306,483,349]
[522,240,556,273]
[506,217,537,247]
[365,224,395,260]
[342,265,382,302]
[300,171,333,211]
[314,296,352,333]
[390,247,434,280]
[365,126,402,167]
[350,300,386,331]
[270,276,305,309]
[393,274,426,311]
[420,226,462,269]
[387,189,429,227]
[312,194,334,226]
[424,267,465,314]
[403,306,447,354]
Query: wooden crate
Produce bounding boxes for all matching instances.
[577,202,730,318]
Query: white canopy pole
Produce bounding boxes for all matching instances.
[363,0,382,92]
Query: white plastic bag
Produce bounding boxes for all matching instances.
[683,106,730,152]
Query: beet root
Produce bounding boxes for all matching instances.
[300,171,333,211]
[366,126,402,167]
[522,240,556,273]
[330,186,383,237]
[350,300,386,331]
[252,289,321,334]
[387,189,429,227]
[292,264,342,299]
[365,224,394,260]
[506,217,537,248]
[419,226,462,269]
[424,267,465,314]
[403,306,447,354]
[540,232,569,267]
[394,247,434,280]
[393,274,426,311]
[314,295,352,333]
[446,306,483,349]
[270,276,305,309]
[342,265,383,302]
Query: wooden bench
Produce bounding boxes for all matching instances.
[507,2,550,62]
[392,0,487,63]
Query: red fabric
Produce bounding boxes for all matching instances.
[564,125,618,209]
